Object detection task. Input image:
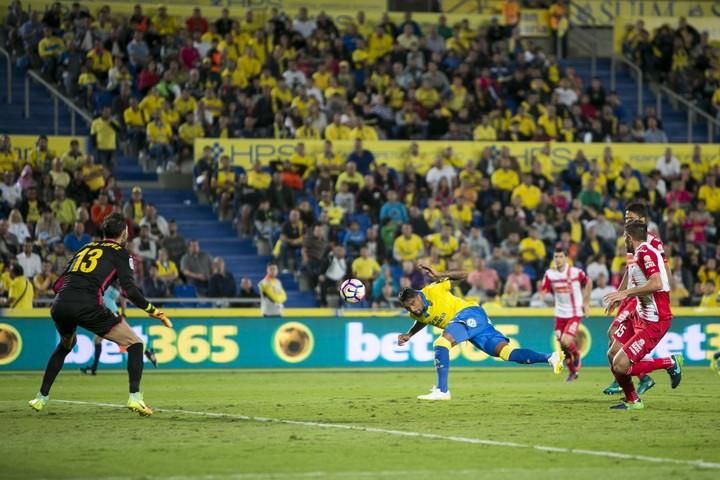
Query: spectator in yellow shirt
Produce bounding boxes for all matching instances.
[90,107,118,170]
[295,117,321,140]
[38,27,65,81]
[699,281,718,307]
[0,135,17,174]
[289,142,314,180]
[511,174,542,211]
[393,223,425,262]
[81,155,106,193]
[146,112,174,169]
[537,105,562,139]
[335,161,365,193]
[698,174,720,213]
[614,164,641,201]
[316,140,344,178]
[27,135,56,172]
[473,114,497,141]
[178,113,205,160]
[349,118,379,141]
[415,79,440,109]
[6,264,34,309]
[491,157,520,200]
[324,114,351,140]
[367,25,393,63]
[152,6,177,36]
[448,198,473,229]
[86,40,112,79]
[519,228,547,268]
[405,142,433,176]
[248,162,272,191]
[425,224,459,259]
[352,245,382,285]
[139,87,164,120]
[156,247,179,287]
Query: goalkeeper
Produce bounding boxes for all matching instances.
[29,213,172,416]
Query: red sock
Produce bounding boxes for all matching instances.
[628,357,674,377]
[565,342,579,370]
[613,370,639,403]
[562,347,576,373]
[638,373,646,380]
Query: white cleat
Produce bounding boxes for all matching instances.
[417,386,451,401]
[549,351,565,375]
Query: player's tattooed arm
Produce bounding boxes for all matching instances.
[398,321,426,346]
[417,262,468,282]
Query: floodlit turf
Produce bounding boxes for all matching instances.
[1,367,719,480]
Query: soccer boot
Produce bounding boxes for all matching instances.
[711,352,720,374]
[565,371,579,382]
[145,348,158,368]
[28,393,49,412]
[549,351,565,375]
[637,375,656,395]
[127,392,153,416]
[667,354,683,389]
[80,366,97,375]
[609,399,645,411]
[603,380,622,395]
[417,386,451,401]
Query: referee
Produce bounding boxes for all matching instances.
[29,213,172,416]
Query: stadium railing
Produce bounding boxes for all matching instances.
[656,85,720,143]
[0,44,10,104]
[24,70,92,136]
[569,0,598,76]
[610,54,643,116]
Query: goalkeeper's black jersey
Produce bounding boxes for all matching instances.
[54,240,150,310]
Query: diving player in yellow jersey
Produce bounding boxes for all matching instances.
[398,263,565,400]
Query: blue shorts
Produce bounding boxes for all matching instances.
[444,306,509,356]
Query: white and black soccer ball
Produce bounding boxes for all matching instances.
[339,278,366,304]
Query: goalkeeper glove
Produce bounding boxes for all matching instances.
[144,303,173,328]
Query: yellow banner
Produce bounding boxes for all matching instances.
[519,9,550,37]
[613,15,720,53]
[570,1,720,27]
[10,135,87,164]
[195,138,720,174]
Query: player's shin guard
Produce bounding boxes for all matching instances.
[433,337,451,393]
[500,345,551,364]
[40,343,73,396]
[127,343,144,394]
[628,357,674,377]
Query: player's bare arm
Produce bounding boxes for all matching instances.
[604,273,662,305]
[417,262,468,282]
[398,321,426,346]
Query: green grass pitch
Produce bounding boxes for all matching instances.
[2,367,719,480]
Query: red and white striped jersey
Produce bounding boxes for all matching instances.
[541,266,588,319]
[628,242,672,322]
[647,232,667,262]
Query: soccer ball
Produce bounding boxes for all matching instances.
[339,278,366,304]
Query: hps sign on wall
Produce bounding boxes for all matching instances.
[1,316,718,370]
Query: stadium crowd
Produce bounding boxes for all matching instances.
[0,133,265,308]
[621,16,720,121]
[0,2,718,309]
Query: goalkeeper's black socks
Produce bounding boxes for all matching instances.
[40,343,73,396]
[127,343,144,394]
[91,342,102,373]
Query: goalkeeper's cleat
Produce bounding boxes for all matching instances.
[144,348,158,368]
[549,351,565,375]
[417,386,451,401]
[667,354,683,389]
[603,380,622,395]
[609,399,645,411]
[637,375,656,395]
[127,393,153,416]
[28,393,49,412]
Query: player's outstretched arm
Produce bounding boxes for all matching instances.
[117,251,173,328]
[398,321,426,346]
[417,262,468,282]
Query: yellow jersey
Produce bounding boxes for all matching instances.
[511,184,541,210]
[324,123,351,140]
[491,168,519,191]
[90,118,117,150]
[352,257,381,280]
[248,170,272,190]
[393,234,424,261]
[473,125,497,141]
[426,234,459,258]
[156,260,178,279]
[0,150,17,173]
[123,107,146,128]
[174,96,198,117]
[9,276,34,309]
[410,279,476,328]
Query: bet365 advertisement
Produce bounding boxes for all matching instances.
[1,315,719,370]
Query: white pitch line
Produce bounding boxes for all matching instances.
[67,469,486,480]
[54,400,720,470]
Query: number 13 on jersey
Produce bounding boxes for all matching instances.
[70,248,104,273]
